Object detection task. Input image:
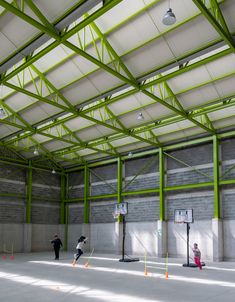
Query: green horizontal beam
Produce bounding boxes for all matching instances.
[122,188,159,195]
[165,182,214,191]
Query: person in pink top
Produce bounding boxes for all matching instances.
[192,243,202,270]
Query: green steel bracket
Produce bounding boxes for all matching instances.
[89,168,117,193]
[123,155,157,191]
[221,163,235,179]
[164,151,214,180]
[117,157,122,204]
[192,0,235,52]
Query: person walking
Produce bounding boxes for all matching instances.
[51,234,63,260]
[192,243,202,270]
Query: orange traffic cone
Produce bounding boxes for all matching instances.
[165,271,168,279]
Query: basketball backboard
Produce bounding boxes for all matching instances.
[174,209,193,223]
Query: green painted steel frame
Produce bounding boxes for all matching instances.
[26,160,32,223]
[84,165,90,223]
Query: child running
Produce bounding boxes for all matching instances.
[72,235,88,266]
[192,243,202,270]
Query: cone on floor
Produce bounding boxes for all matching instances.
[144,268,148,276]
[165,271,168,279]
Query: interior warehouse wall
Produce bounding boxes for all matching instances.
[67,139,235,261]
[0,160,63,253]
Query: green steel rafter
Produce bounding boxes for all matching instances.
[29,136,63,170]
[192,0,235,51]
[141,89,215,134]
[85,13,137,83]
[4,82,75,113]
[61,123,117,157]
[0,27,232,144]
[0,1,137,89]
[0,0,123,81]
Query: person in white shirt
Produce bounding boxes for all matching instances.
[72,236,87,266]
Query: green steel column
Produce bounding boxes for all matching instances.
[64,203,68,251]
[213,135,220,218]
[117,157,123,204]
[159,148,165,221]
[60,173,66,224]
[26,160,33,223]
[84,165,90,223]
[117,157,123,223]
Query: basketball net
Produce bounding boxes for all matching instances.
[112,211,121,220]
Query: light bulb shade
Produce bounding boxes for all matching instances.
[52,169,56,174]
[33,149,39,155]
[162,8,176,25]
[137,113,144,120]
[128,152,133,157]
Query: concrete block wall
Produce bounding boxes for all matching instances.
[68,171,84,199]
[68,204,84,224]
[0,162,61,253]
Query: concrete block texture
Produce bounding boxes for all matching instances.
[166,143,213,169]
[90,163,117,182]
[0,200,25,223]
[90,201,117,223]
[31,203,60,224]
[68,204,84,224]
[167,191,214,220]
[125,155,159,177]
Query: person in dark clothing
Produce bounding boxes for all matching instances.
[51,234,63,260]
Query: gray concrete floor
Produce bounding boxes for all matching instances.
[1,252,235,301]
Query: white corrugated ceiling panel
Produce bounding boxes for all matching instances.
[159,127,205,143]
[34,45,74,73]
[96,0,155,33]
[213,76,235,97]
[35,0,78,22]
[177,85,220,109]
[64,117,94,132]
[31,133,51,143]
[46,55,98,89]
[20,104,62,124]
[5,92,37,111]
[0,124,19,138]
[168,66,212,94]
[213,116,235,130]
[107,10,160,56]
[152,120,194,136]
[205,53,235,80]
[116,141,149,153]
[164,15,220,58]
[111,136,138,147]
[208,107,235,121]
[76,125,113,142]
[123,37,175,77]
[109,92,154,115]
[43,140,73,151]
[119,109,153,128]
